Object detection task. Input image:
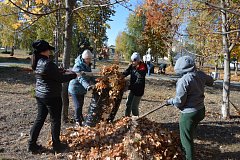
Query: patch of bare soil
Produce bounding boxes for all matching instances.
[0,66,239,160]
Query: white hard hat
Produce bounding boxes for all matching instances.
[131,52,141,61]
[82,49,93,59]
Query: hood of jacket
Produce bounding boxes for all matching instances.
[174,56,196,75]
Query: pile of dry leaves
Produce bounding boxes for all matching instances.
[49,65,183,159]
[87,65,126,122]
[58,117,183,160]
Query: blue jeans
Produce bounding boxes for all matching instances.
[125,91,142,116]
[71,94,85,122]
[147,62,151,76]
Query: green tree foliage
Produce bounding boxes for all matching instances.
[187,0,239,66]
[126,13,148,56]
[115,0,178,60]
[75,0,115,54]
[115,31,128,59]
[0,0,115,55]
[187,5,222,67]
[0,2,18,47]
[0,0,59,50]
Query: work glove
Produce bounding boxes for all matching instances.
[87,85,95,91]
[58,68,66,73]
[165,99,172,106]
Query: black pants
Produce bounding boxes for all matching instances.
[29,97,62,146]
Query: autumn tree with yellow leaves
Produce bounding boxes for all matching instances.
[0,0,129,121]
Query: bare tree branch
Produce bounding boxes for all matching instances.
[118,2,135,12]
[72,0,127,12]
[214,29,240,34]
[195,0,240,16]
[8,0,130,17]
[176,31,215,37]
[228,24,240,52]
[177,6,212,11]
[8,0,66,16]
[17,16,43,32]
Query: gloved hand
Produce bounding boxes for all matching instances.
[58,68,66,73]
[87,85,95,91]
[58,63,65,73]
[165,99,172,106]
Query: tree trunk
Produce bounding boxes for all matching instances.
[10,46,14,56]
[221,0,230,119]
[10,31,17,56]
[93,21,97,69]
[54,0,61,66]
[198,57,204,70]
[93,43,96,69]
[215,57,218,73]
[235,61,238,76]
[201,57,204,69]
[62,0,76,122]
[167,48,174,67]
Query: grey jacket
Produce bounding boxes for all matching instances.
[167,56,214,113]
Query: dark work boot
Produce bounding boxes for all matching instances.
[28,143,43,153]
[52,142,68,153]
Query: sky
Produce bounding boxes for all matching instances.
[106,0,188,46]
[106,1,142,46]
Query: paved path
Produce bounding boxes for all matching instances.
[146,73,240,88]
[0,62,29,67]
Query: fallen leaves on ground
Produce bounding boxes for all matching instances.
[50,117,183,160]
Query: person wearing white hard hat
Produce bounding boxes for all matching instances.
[68,49,95,126]
[122,52,147,116]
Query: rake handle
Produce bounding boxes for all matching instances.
[229,100,240,115]
[136,103,167,121]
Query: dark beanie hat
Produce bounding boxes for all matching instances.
[32,40,55,53]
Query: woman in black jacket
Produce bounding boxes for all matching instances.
[28,40,77,153]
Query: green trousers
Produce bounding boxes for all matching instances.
[179,107,205,160]
[125,91,142,116]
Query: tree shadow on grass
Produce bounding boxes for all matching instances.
[0,56,30,64]
[213,81,240,91]
[0,66,34,86]
[161,120,240,160]
[146,78,176,88]
[195,143,240,160]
